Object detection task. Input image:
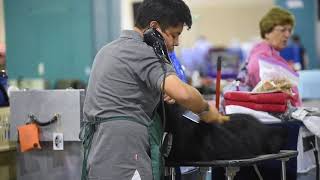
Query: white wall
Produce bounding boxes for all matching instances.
[317,0,320,62]
[180,1,274,49]
[120,0,274,49]
[0,0,5,44]
[317,21,320,62]
[120,0,142,30]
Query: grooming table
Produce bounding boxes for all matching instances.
[166,150,298,180]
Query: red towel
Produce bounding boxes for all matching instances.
[224,99,287,113]
[224,91,293,105]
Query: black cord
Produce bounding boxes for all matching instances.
[143,28,171,130]
[29,114,59,126]
[154,48,168,131]
[152,45,170,180]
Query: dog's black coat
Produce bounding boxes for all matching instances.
[163,104,288,162]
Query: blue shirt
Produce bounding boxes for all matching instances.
[0,73,8,106]
[169,52,187,82]
[280,44,303,64]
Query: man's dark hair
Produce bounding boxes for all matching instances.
[135,0,192,30]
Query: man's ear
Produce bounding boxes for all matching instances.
[149,21,160,29]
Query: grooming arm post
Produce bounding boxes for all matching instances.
[215,56,222,110]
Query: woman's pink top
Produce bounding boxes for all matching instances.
[246,41,301,106]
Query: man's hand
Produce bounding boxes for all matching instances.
[164,94,176,104]
[199,103,229,124]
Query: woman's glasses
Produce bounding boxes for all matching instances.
[273,26,294,34]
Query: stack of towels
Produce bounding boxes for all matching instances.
[224,91,294,113]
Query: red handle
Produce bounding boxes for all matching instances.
[215,57,222,110]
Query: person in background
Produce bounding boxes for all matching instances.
[280,34,308,71]
[192,36,213,77]
[81,0,228,180]
[245,7,301,106]
[244,8,305,180]
[0,43,9,107]
[182,36,214,94]
[291,34,308,70]
[216,7,301,180]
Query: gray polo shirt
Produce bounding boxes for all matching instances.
[83,30,175,125]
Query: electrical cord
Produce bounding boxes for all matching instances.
[143,28,173,157]
[28,114,59,126]
[152,42,175,158]
[154,44,169,134]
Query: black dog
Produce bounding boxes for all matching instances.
[162,104,288,162]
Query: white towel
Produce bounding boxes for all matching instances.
[225,105,282,123]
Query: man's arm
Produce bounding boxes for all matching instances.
[162,74,229,123]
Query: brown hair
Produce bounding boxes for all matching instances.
[259,7,295,38]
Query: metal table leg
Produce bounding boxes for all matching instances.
[280,158,289,180]
[225,167,240,180]
[170,167,175,180]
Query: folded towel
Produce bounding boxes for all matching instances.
[224,91,293,105]
[224,99,287,113]
[225,105,281,123]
